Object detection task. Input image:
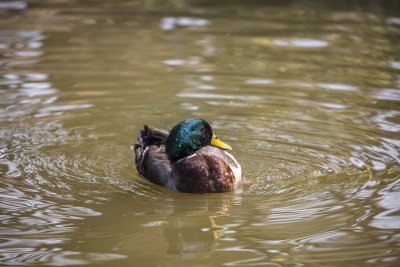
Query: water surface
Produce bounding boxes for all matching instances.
[1,0,400,266]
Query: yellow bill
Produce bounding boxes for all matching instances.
[211,133,232,150]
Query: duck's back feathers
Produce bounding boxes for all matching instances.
[133,125,177,191]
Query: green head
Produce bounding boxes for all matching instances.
[166,118,232,162]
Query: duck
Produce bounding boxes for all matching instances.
[132,118,241,193]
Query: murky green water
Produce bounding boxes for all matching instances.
[1,0,400,266]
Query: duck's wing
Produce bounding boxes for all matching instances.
[133,125,177,191]
[137,125,169,146]
[196,146,242,184]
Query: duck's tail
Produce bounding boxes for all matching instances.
[132,125,169,176]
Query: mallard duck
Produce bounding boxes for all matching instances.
[132,118,241,193]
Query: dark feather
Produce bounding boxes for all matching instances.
[133,125,177,191]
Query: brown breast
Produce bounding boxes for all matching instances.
[173,154,235,193]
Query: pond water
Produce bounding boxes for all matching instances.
[1,0,400,266]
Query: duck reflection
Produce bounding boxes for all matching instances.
[162,193,235,258]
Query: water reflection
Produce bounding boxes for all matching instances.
[0,0,400,266]
[163,195,234,258]
[114,193,236,260]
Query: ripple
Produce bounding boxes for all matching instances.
[373,88,400,101]
[161,17,210,31]
[0,28,54,122]
[162,57,200,66]
[273,39,329,48]
[4,51,44,58]
[387,17,400,25]
[283,230,396,263]
[0,1,27,9]
[318,83,360,92]
[0,248,126,266]
[177,92,263,101]
[35,104,93,118]
[318,102,348,109]
[370,111,400,132]
[390,60,400,70]
[19,82,56,97]
[244,79,274,85]
[370,178,400,230]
